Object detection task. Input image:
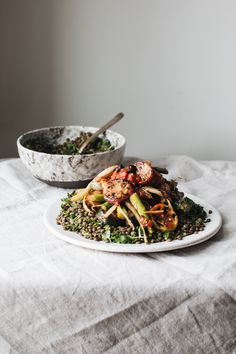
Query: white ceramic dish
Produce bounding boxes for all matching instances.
[44,194,222,253]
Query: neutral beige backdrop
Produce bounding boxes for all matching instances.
[1,0,236,159]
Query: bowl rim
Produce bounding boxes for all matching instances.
[17,125,126,157]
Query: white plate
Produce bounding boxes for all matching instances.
[44,194,222,253]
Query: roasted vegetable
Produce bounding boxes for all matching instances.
[94,165,119,181]
[103,179,134,205]
[130,192,147,217]
[130,193,154,228]
[86,191,105,204]
[134,161,153,185]
[149,200,178,232]
[70,188,86,202]
[176,197,207,221]
[111,165,137,184]
[117,205,134,229]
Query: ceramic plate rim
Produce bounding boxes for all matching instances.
[44,194,222,253]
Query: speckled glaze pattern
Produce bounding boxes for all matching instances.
[17,126,126,186]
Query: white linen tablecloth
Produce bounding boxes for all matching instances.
[0,156,235,354]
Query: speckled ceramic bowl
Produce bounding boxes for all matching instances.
[17,126,126,188]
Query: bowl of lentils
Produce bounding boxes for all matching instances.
[17,126,126,187]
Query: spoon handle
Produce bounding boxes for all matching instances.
[78,112,124,154]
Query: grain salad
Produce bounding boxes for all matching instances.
[24,131,114,155]
[56,161,211,244]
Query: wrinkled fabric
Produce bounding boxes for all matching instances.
[0,157,235,354]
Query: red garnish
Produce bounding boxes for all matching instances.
[140,217,154,228]
[127,173,135,183]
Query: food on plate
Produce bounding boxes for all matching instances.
[56,161,210,244]
[24,132,113,155]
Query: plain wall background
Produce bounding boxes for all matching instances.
[1,0,236,160]
[0,1,53,157]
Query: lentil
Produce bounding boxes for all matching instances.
[57,192,209,244]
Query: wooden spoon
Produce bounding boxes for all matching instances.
[78,112,124,154]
